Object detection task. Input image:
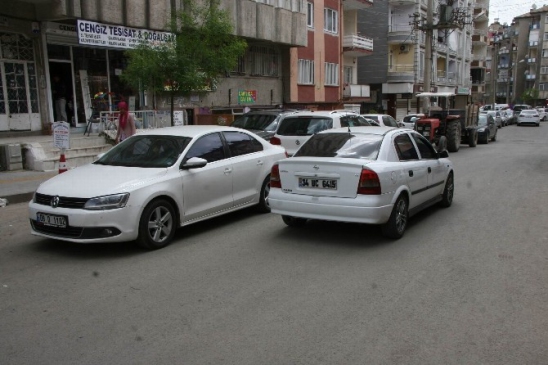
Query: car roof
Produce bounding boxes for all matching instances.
[243,109,297,116]
[136,125,245,137]
[321,126,397,135]
[281,110,360,118]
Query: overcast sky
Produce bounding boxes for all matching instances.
[489,0,536,25]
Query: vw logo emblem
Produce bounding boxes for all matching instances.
[51,196,60,208]
[313,165,320,170]
[295,140,301,146]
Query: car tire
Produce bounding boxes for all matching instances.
[381,194,408,239]
[468,129,478,147]
[282,215,307,227]
[439,172,454,208]
[256,175,271,213]
[491,130,497,142]
[136,199,177,250]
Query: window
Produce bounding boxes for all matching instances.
[539,83,548,91]
[231,55,246,74]
[185,133,226,163]
[343,66,353,84]
[340,116,377,127]
[411,134,437,159]
[223,131,263,157]
[307,2,314,28]
[324,62,339,86]
[542,67,548,74]
[324,8,338,34]
[544,32,548,41]
[249,46,279,77]
[394,134,419,161]
[277,117,333,136]
[543,49,548,58]
[382,115,399,127]
[298,59,314,84]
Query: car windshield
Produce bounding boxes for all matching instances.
[478,115,489,126]
[95,135,191,168]
[294,132,383,159]
[277,117,333,136]
[231,114,279,132]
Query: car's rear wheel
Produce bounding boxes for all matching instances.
[439,172,454,208]
[282,215,307,227]
[468,129,477,147]
[491,130,497,142]
[136,199,177,250]
[256,175,271,213]
[381,195,408,239]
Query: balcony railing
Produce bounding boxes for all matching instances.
[526,74,536,80]
[343,34,374,56]
[529,41,539,47]
[389,64,414,73]
[342,0,374,10]
[343,84,370,98]
[388,24,413,33]
[527,57,537,63]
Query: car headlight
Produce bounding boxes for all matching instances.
[477,128,485,132]
[84,193,130,210]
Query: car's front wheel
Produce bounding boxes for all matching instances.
[439,172,454,208]
[256,175,271,213]
[282,215,307,227]
[381,195,408,239]
[136,199,177,250]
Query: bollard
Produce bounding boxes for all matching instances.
[58,150,67,174]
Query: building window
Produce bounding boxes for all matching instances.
[343,66,353,84]
[543,48,548,57]
[231,55,246,74]
[249,46,279,77]
[298,59,314,84]
[540,82,548,91]
[325,62,339,86]
[541,66,548,74]
[544,33,548,41]
[324,8,338,34]
[307,2,314,28]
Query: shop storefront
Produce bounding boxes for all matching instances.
[43,20,173,127]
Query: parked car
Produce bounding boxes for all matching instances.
[501,108,515,125]
[481,110,503,128]
[517,109,541,126]
[270,111,377,156]
[360,114,400,128]
[268,127,454,239]
[477,113,497,144]
[401,113,425,129]
[535,107,547,121]
[231,109,297,140]
[512,104,532,119]
[28,125,287,250]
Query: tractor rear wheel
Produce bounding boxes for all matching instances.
[468,129,478,147]
[446,121,461,152]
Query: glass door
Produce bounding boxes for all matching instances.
[2,61,36,130]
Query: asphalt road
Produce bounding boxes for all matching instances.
[1,123,547,365]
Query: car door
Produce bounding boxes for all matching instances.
[180,132,233,222]
[393,133,429,209]
[222,131,268,207]
[411,133,446,199]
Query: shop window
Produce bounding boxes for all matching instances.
[0,32,34,61]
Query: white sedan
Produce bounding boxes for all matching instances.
[29,125,287,249]
[268,127,454,238]
[517,110,541,126]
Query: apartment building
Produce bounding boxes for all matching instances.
[470,0,489,104]
[486,20,516,105]
[358,0,474,120]
[0,0,307,134]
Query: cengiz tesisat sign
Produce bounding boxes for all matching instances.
[77,19,175,50]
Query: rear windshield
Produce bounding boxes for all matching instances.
[478,115,489,126]
[294,132,383,159]
[231,114,278,132]
[277,117,333,136]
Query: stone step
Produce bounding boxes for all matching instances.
[38,135,109,150]
[32,152,110,172]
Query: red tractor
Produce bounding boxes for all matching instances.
[413,92,479,152]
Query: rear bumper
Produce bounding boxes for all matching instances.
[268,191,393,224]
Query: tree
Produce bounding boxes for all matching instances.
[521,88,539,106]
[121,0,247,126]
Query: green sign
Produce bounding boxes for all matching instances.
[238,90,257,104]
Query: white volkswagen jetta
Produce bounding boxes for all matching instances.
[268,127,454,238]
[29,125,286,249]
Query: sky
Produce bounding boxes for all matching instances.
[489,0,537,25]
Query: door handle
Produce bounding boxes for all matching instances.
[408,170,413,177]
[257,160,264,166]
[428,167,432,173]
[224,168,233,174]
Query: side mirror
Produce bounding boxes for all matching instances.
[181,157,208,169]
[438,150,449,158]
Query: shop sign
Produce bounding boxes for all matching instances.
[456,87,470,95]
[76,19,175,50]
[53,122,70,150]
[238,90,257,104]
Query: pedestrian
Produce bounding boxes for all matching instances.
[51,75,67,122]
[115,101,136,144]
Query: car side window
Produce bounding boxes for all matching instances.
[411,134,437,159]
[383,116,398,127]
[185,133,226,163]
[340,115,374,127]
[394,134,419,161]
[223,131,263,157]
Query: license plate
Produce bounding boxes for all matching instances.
[423,131,430,136]
[37,213,67,228]
[298,178,337,189]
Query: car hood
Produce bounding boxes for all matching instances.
[36,164,169,197]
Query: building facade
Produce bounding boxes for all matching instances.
[0,0,307,134]
[470,0,489,104]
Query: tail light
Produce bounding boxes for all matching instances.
[270,136,281,145]
[357,168,381,195]
[270,163,281,188]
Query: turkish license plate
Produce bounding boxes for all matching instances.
[298,177,337,189]
[37,213,67,228]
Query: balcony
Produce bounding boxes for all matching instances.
[472,34,488,45]
[342,34,374,57]
[499,63,509,69]
[526,74,536,80]
[498,48,509,55]
[447,72,457,85]
[472,85,486,93]
[527,57,537,63]
[343,83,371,98]
[473,8,488,22]
[387,64,414,83]
[387,24,414,44]
[471,60,486,68]
[342,0,374,10]
[529,41,539,47]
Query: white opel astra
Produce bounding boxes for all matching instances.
[268,127,454,238]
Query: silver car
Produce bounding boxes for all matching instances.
[517,110,540,126]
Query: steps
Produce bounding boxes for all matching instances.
[22,134,114,171]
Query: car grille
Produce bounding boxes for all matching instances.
[35,193,89,209]
[30,220,84,238]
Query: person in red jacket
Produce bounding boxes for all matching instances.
[115,101,136,144]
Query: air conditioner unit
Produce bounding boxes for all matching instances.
[399,44,410,53]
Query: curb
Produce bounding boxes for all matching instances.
[1,192,34,206]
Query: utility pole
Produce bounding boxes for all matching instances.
[423,0,433,113]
